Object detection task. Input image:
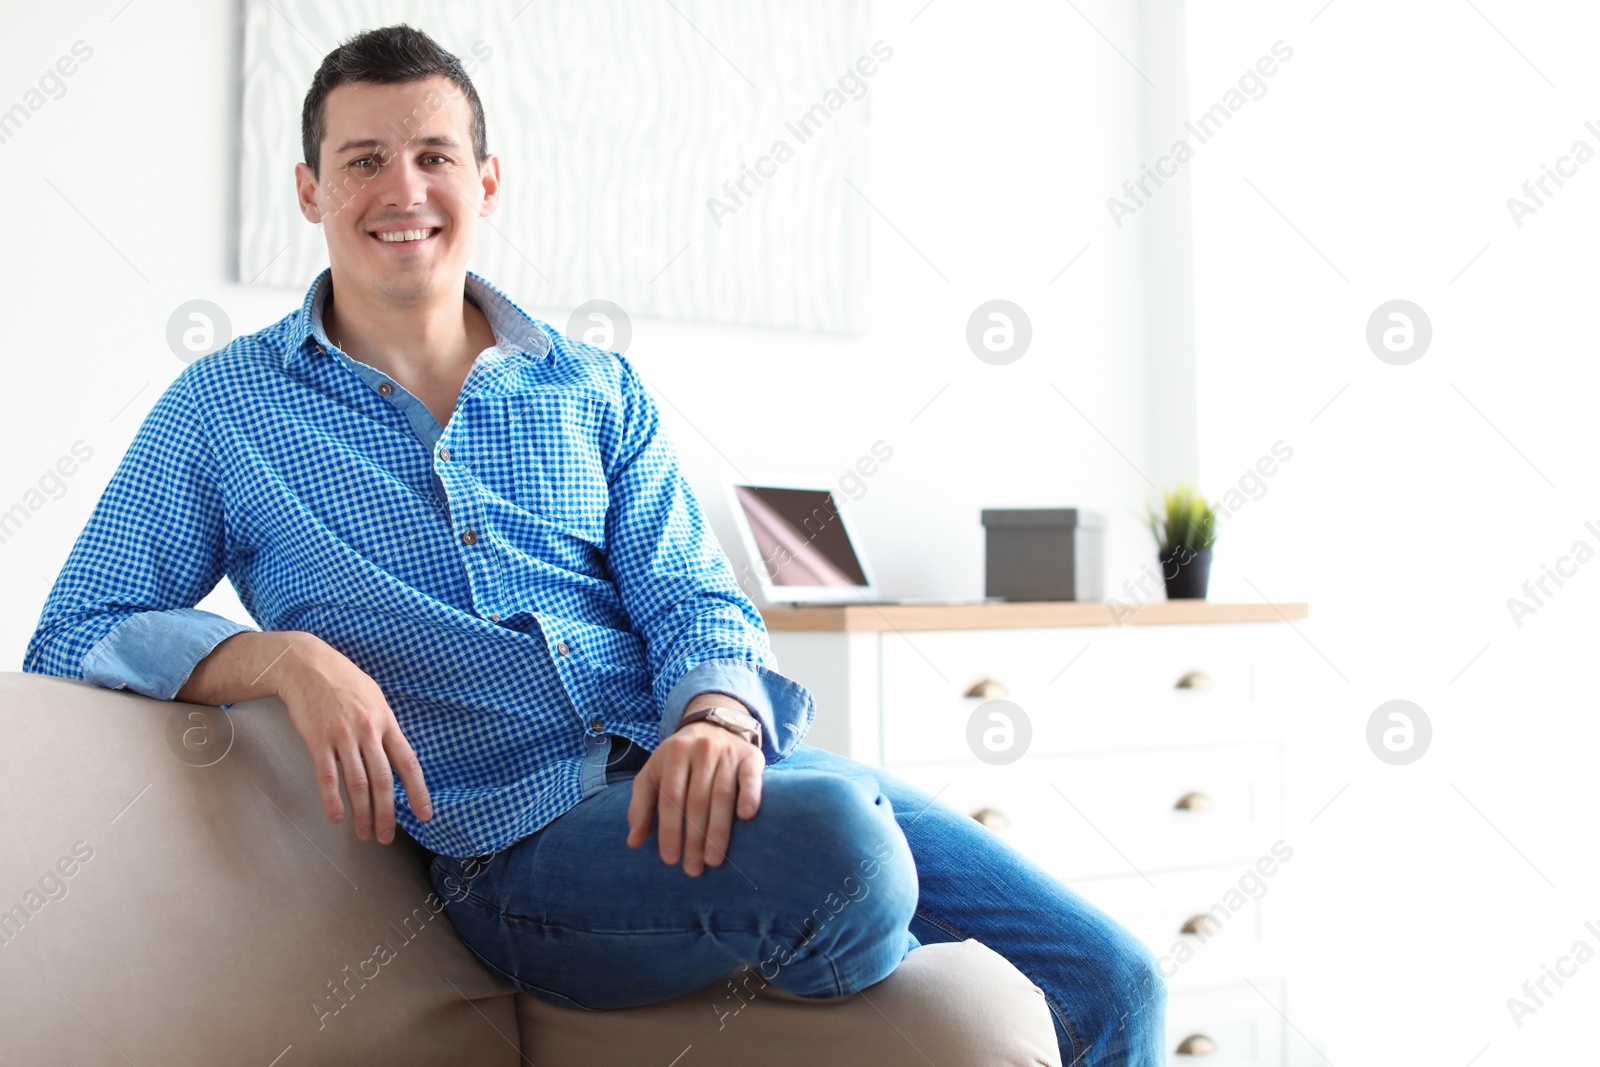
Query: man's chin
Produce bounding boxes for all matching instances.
[348,250,462,297]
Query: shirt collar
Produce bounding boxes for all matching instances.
[285,268,553,371]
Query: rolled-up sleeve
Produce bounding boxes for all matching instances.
[600,352,813,763]
[659,658,810,753]
[23,370,255,700]
[81,607,251,701]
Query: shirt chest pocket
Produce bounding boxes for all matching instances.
[496,392,611,537]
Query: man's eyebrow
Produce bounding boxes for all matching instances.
[332,134,464,155]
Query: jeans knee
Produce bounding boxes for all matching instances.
[761,772,918,942]
[1102,931,1167,1041]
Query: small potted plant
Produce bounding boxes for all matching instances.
[1144,484,1217,600]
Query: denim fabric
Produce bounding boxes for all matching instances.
[426,739,1166,1066]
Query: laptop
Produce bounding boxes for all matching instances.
[721,479,995,607]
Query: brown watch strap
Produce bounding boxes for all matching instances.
[676,705,761,747]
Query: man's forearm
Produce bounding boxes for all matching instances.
[175,630,324,706]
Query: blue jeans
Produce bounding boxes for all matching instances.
[424,737,1166,1066]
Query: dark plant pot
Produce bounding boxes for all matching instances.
[1160,546,1213,600]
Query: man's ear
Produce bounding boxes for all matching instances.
[476,153,502,219]
[294,161,323,224]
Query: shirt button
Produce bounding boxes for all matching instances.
[461,529,478,545]
[439,447,452,461]
[557,641,570,656]
[378,382,394,397]
[591,718,604,732]
[489,613,501,622]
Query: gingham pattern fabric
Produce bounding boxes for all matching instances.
[24,268,814,858]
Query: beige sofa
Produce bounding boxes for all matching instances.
[0,672,1062,1066]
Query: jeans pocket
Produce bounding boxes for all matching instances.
[433,851,500,907]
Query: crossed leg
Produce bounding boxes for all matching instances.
[427,740,1165,1066]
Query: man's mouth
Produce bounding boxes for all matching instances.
[370,227,441,245]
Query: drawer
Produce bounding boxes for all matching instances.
[1165,980,1287,1065]
[881,742,1283,880]
[1064,866,1285,990]
[879,625,1278,765]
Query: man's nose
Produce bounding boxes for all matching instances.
[378,156,431,209]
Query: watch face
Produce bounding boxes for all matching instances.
[712,706,755,727]
[706,706,759,741]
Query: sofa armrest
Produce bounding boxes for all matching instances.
[0,673,521,1066]
[515,937,1062,1066]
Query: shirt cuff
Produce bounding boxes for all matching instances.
[661,659,815,763]
[82,608,255,702]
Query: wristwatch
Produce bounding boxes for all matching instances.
[675,704,762,748]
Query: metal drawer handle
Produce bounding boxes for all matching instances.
[1175,670,1213,690]
[969,806,1009,830]
[963,677,1009,699]
[1174,791,1214,812]
[1175,1034,1216,1055]
[1180,913,1221,937]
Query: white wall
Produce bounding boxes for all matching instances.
[1183,1,1597,1062]
[0,0,1159,654]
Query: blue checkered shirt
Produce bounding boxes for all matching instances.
[24,269,815,857]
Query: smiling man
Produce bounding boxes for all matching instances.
[24,25,1164,1064]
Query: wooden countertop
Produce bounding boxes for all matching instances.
[759,600,1308,633]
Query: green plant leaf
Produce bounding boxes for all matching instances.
[1145,482,1218,553]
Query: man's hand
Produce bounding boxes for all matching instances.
[273,633,434,845]
[626,698,764,876]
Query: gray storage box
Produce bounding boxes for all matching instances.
[980,508,1107,602]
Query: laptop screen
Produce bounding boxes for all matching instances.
[731,485,869,588]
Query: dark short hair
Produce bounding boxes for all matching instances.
[300,23,487,180]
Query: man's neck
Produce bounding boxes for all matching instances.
[323,271,493,387]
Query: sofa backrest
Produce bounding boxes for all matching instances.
[0,672,521,1066]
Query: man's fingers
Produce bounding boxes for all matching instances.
[680,744,720,877]
[314,749,346,825]
[656,757,691,867]
[339,744,374,841]
[363,738,397,844]
[626,764,657,847]
[702,754,740,869]
[387,728,433,822]
[737,749,763,819]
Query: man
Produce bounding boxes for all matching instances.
[24,25,1164,1064]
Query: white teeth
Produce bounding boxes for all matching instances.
[375,228,434,242]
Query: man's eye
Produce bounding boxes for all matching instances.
[352,154,444,170]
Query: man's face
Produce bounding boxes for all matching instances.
[294,75,499,305]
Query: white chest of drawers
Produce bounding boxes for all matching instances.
[765,600,1308,1067]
